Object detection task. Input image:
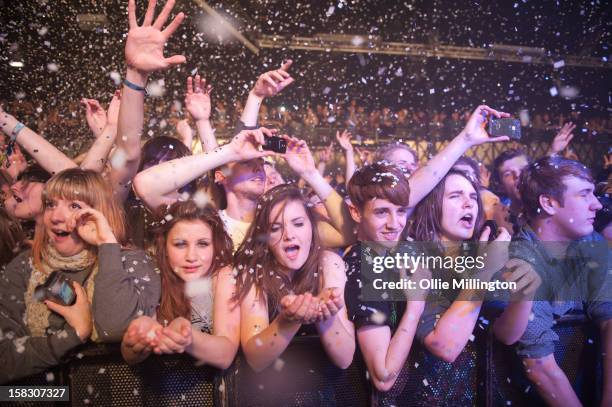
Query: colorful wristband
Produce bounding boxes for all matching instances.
[123,78,148,95]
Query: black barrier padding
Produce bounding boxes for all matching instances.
[372,327,486,407]
[231,335,370,407]
[487,312,603,407]
[3,316,604,407]
[67,344,218,407]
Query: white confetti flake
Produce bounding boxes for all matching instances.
[549,86,558,97]
[193,189,209,208]
[370,311,386,324]
[273,358,285,371]
[185,277,211,298]
[553,60,565,69]
[147,80,166,97]
[110,148,128,169]
[109,71,121,86]
[46,372,55,382]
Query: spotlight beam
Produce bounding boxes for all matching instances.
[192,0,259,55]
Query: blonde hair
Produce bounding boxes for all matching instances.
[32,168,128,269]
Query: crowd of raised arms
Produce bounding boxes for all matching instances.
[0,1,610,406]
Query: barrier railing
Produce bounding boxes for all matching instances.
[6,314,602,406]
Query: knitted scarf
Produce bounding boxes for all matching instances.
[25,245,101,342]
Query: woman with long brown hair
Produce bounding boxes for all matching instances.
[0,168,160,383]
[121,200,240,369]
[234,184,355,372]
[407,169,511,363]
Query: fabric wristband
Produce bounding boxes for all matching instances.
[10,122,25,142]
[123,78,148,95]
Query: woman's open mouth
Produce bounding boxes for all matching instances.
[284,244,300,261]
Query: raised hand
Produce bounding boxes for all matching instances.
[125,0,186,75]
[479,165,491,189]
[185,74,212,121]
[318,143,334,164]
[227,127,276,161]
[68,207,118,246]
[549,122,576,155]
[461,105,511,147]
[282,136,317,177]
[336,130,353,151]
[81,98,107,137]
[251,60,294,98]
[355,146,373,165]
[45,282,92,341]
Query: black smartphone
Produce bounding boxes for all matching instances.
[34,271,77,306]
[483,220,499,242]
[262,136,287,154]
[489,118,521,140]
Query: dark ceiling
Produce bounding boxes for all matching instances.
[0,0,610,116]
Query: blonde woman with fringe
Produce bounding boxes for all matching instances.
[0,168,160,383]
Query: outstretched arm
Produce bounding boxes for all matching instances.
[546,122,575,157]
[336,130,356,185]
[407,105,510,208]
[185,74,218,152]
[240,60,294,128]
[283,136,357,247]
[111,0,186,201]
[0,106,76,175]
[80,91,121,173]
[133,128,275,210]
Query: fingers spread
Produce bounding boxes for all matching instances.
[162,12,185,38]
[143,0,157,26]
[128,0,138,28]
[153,0,175,29]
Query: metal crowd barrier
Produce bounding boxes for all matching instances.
[5,314,602,406]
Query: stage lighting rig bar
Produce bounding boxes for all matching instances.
[257,35,609,69]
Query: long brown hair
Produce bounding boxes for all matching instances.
[408,169,484,243]
[32,168,127,269]
[233,184,323,318]
[153,200,233,324]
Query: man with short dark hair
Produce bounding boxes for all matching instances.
[344,162,425,391]
[499,156,611,407]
